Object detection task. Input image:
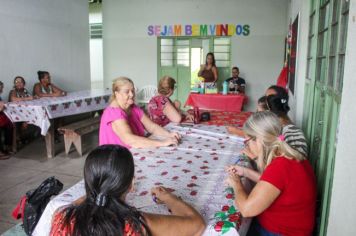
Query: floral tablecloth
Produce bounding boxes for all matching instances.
[3,89,111,135]
[33,124,252,236]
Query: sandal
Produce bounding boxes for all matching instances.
[0,151,11,160]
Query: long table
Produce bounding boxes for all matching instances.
[185,93,248,112]
[33,124,252,236]
[3,89,111,158]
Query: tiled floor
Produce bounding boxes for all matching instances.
[0,132,98,234]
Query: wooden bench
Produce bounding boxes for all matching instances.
[58,116,100,156]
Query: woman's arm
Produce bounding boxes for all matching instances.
[0,101,4,112]
[51,84,67,97]
[143,187,205,236]
[33,84,55,97]
[226,165,261,183]
[112,119,178,148]
[212,66,218,83]
[141,113,181,140]
[226,126,245,137]
[9,90,34,102]
[163,102,182,123]
[225,173,280,217]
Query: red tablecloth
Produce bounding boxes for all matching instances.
[185,93,248,112]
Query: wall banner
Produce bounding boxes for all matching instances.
[147,24,250,37]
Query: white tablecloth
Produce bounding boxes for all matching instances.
[33,124,252,236]
[3,89,111,135]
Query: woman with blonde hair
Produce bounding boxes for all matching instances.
[99,77,181,148]
[148,76,193,126]
[225,111,316,235]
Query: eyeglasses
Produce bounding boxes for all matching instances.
[244,137,255,146]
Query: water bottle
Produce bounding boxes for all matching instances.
[200,82,205,94]
[223,81,228,95]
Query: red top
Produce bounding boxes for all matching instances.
[50,210,142,236]
[258,156,316,236]
[147,95,171,126]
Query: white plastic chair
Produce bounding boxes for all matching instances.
[136,85,157,104]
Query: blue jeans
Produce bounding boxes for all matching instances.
[255,221,281,236]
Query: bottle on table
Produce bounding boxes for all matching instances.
[223,81,228,95]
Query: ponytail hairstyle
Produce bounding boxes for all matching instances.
[243,111,305,171]
[266,94,290,118]
[62,145,150,236]
[37,71,50,81]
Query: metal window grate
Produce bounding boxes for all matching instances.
[90,23,102,39]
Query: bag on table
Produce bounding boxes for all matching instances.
[22,176,63,235]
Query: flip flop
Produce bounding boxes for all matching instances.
[0,152,11,160]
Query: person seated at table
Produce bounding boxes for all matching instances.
[225,111,316,235]
[100,77,181,148]
[0,81,14,159]
[225,67,246,93]
[265,94,308,158]
[226,96,267,137]
[239,94,308,165]
[50,145,205,236]
[9,76,35,102]
[265,85,288,102]
[198,52,218,83]
[148,76,193,126]
[9,76,41,144]
[33,71,67,97]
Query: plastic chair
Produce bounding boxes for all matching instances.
[136,85,157,104]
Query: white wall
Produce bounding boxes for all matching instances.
[102,0,288,111]
[89,3,104,89]
[286,0,309,126]
[0,0,90,101]
[327,1,356,235]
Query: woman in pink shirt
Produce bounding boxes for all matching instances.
[99,77,181,148]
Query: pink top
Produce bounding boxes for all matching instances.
[99,105,145,148]
[147,95,171,127]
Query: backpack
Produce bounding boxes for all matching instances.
[12,176,63,235]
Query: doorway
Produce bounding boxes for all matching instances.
[157,37,231,105]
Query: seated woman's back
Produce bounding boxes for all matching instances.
[50,145,205,236]
[148,76,182,126]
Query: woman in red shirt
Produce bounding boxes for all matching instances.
[225,111,316,236]
[50,145,205,236]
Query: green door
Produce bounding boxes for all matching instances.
[158,37,232,105]
[303,0,349,235]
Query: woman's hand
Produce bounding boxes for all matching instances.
[225,171,242,189]
[185,114,194,122]
[225,165,245,176]
[161,137,179,147]
[170,132,182,142]
[226,126,236,134]
[151,186,178,204]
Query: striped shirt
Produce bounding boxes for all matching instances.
[282,124,308,158]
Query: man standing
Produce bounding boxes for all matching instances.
[225,67,246,93]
